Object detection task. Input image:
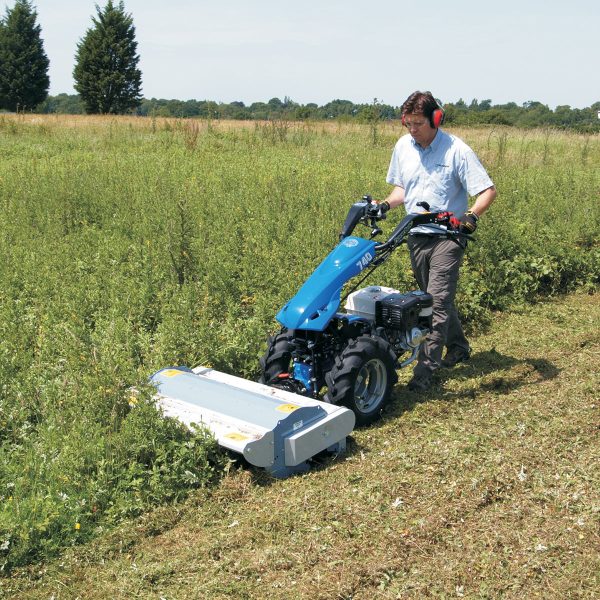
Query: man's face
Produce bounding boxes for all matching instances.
[404,112,437,148]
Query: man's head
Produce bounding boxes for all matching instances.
[401,91,444,148]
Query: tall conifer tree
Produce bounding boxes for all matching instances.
[73,1,142,114]
[0,0,50,111]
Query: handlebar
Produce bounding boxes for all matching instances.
[339,195,385,239]
[375,210,463,251]
[339,196,473,254]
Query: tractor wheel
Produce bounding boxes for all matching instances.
[258,330,293,385]
[324,335,397,426]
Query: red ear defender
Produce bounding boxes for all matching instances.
[430,99,445,128]
[431,107,445,128]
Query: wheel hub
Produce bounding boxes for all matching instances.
[354,358,387,412]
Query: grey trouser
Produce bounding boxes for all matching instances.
[407,235,470,376]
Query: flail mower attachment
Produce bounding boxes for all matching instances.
[151,366,355,479]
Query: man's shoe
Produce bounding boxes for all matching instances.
[408,373,432,392]
[441,347,471,368]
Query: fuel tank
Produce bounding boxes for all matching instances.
[276,236,377,331]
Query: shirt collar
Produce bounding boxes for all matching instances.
[410,128,442,152]
[429,129,442,151]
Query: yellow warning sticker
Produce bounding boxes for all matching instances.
[277,403,300,413]
[162,369,183,377]
[224,432,249,441]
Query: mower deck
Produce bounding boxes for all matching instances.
[151,366,355,478]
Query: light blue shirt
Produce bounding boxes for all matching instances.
[386,129,494,234]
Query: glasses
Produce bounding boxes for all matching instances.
[404,120,428,130]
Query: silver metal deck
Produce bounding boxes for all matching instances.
[150,366,355,478]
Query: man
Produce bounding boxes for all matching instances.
[379,91,496,391]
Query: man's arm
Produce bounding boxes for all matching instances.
[383,185,405,209]
[469,186,496,217]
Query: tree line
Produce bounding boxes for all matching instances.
[38,94,600,132]
[1,1,599,132]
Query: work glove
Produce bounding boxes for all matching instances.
[367,200,390,219]
[459,210,479,234]
[375,200,390,218]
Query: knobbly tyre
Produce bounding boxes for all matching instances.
[259,196,472,426]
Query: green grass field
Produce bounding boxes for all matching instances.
[0,115,598,594]
[4,291,599,599]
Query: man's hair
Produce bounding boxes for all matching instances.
[401,91,439,121]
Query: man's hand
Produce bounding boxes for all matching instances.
[460,210,479,234]
[378,200,390,214]
[368,200,390,219]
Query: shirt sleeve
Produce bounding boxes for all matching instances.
[458,147,494,196]
[386,143,404,188]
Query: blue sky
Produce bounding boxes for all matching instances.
[27,0,600,109]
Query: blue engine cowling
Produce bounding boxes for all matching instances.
[276,236,377,331]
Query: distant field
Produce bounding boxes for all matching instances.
[0,115,598,577]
